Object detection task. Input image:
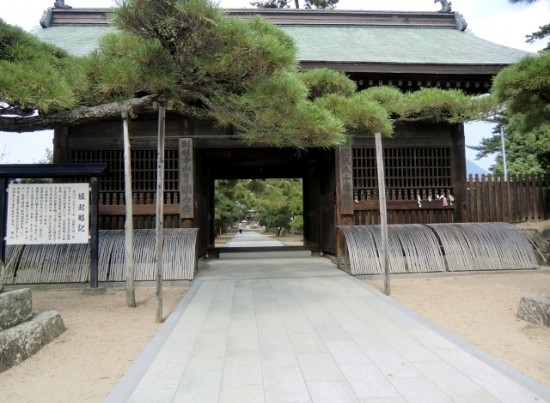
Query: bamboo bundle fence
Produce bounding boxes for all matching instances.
[3,228,198,284]
[340,223,538,275]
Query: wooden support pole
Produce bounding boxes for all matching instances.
[375,133,390,296]
[155,104,166,323]
[122,112,136,307]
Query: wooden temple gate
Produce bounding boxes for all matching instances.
[32,6,542,272]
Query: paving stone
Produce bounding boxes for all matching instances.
[106,256,550,403]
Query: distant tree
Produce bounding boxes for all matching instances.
[215,179,303,234]
[19,149,54,183]
[472,51,550,176]
[251,0,338,9]
[509,0,549,50]
[215,180,250,233]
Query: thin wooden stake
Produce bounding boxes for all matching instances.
[122,111,136,307]
[155,104,166,323]
[375,132,390,296]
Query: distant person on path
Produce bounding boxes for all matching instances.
[238,222,243,234]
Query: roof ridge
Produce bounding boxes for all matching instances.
[39,7,463,30]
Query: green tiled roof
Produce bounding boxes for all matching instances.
[286,26,529,65]
[31,26,115,57]
[31,15,529,66]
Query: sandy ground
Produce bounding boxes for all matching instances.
[364,270,550,388]
[0,285,189,403]
[1,233,549,402]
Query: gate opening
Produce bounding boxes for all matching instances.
[213,178,304,249]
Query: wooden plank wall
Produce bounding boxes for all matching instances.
[353,175,549,225]
[466,174,549,223]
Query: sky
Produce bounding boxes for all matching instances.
[1,0,549,169]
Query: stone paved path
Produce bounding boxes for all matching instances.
[106,236,550,402]
[224,231,285,248]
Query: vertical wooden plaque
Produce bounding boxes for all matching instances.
[179,138,194,219]
[337,145,354,216]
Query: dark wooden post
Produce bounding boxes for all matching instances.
[90,176,99,288]
[335,145,354,262]
[451,123,468,223]
[0,177,8,289]
[0,177,7,265]
[52,127,69,164]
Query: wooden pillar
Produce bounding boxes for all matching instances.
[208,173,216,247]
[52,127,69,164]
[451,123,468,223]
[0,178,7,265]
[335,145,354,260]
[89,176,100,289]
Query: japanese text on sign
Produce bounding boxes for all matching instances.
[339,146,354,215]
[179,138,194,219]
[6,183,90,245]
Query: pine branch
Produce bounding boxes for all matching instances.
[0,96,159,133]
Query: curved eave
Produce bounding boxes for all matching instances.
[299,61,508,75]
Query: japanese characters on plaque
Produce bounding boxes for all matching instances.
[339,146,354,215]
[179,138,194,219]
[6,183,89,245]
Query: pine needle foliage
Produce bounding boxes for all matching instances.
[84,32,175,104]
[401,88,479,123]
[315,93,393,137]
[0,2,489,146]
[0,21,85,113]
[492,51,550,131]
[216,72,346,148]
[357,86,405,117]
[299,68,356,99]
[480,51,550,175]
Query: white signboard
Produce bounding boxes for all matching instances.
[6,183,90,245]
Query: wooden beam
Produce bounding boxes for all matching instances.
[99,203,179,216]
[353,200,455,211]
